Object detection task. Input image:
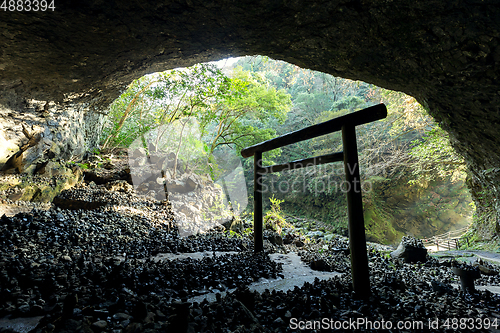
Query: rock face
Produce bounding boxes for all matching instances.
[1,1,500,228]
[0,92,103,171]
[0,162,83,203]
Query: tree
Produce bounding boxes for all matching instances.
[101,63,229,151]
[200,67,291,157]
[409,126,466,183]
[101,62,291,177]
[361,86,466,184]
[101,75,161,149]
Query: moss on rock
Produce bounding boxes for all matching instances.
[0,161,82,203]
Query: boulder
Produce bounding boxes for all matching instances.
[186,174,201,190]
[166,180,189,193]
[391,236,427,263]
[166,177,197,193]
[265,231,283,246]
[473,259,499,276]
[105,180,134,193]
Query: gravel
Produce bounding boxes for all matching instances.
[0,182,499,332]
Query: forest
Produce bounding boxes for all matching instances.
[99,56,473,244]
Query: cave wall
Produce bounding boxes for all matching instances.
[1,0,500,230]
[0,87,104,169]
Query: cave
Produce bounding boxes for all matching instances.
[1,2,499,229]
[2,1,500,330]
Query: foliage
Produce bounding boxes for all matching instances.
[101,64,229,150]
[409,126,466,183]
[101,62,292,180]
[224,229,243,239]
[200,67,291,156]
[233,56,473,243]
[76,162,90,170]
[264,195,292,234]
[369,88,431,136]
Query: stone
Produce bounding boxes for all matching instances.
[144,312,156,324]
[137,157,148,167]
[166,180,188,193]
[63,293,78,318]
[103,161,115,170]
[17,304,31,314]
[229,219,244,233]
[310,259,330,271]
[0,162,82,203]
[306,231,324,239]
[132,148,147,158]
[186,175,199,191]
[293,239,304,247]
[132,301,148,321]
[267,232,283,246]
[91,320,108,331]
[476,264,498,276]
[105,180,134,193]
[179,203,200,216]
[124,323,143,333]
[431,280,453,295]
[473,259,499,276]
[53,194,107,211]
[390,242,427,263]
[112,312,131,321]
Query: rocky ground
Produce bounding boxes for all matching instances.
[0,157,500,332]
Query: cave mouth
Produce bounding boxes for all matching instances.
[1,0,499,246]
[0,55,489,333]
[95,55,474,244]
[0,53,474,244]
[2,2,500,330]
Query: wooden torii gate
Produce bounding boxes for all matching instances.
[241,103,387,297]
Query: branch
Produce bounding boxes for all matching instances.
[102,80,157,148]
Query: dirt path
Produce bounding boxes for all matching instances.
[0,204,34,217]
[431,249,500,264]
[0,203,51,217]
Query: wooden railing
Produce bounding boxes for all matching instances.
[422,226,470,251]
[241,103,387,297]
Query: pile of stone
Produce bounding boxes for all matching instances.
[298,236,351,273]
[1,157,500,332]
[390,235,428,263]
[0,184,281,329]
